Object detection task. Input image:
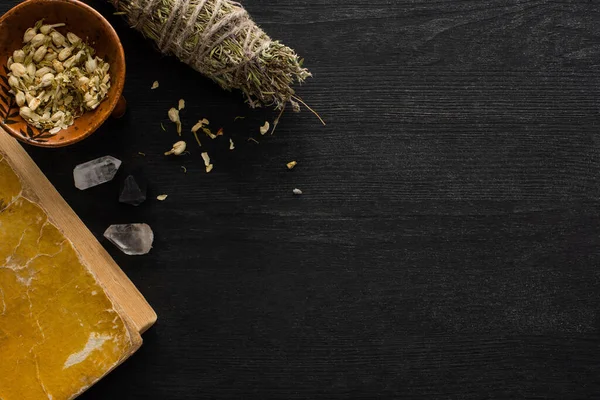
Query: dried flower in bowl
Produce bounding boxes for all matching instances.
[6,19,112,135]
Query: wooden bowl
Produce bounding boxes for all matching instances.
[0,0,126,147]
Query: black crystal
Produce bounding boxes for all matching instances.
[119,174,147,206]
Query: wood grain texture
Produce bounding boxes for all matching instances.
[0,0,599,398]
[0,133,156,334]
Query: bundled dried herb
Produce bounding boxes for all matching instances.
[112,0,310,109]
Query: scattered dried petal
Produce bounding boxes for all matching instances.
[164,140,187,156]
[229,138,235,150]
[260,121,270,135]
[287,161,297,170]
[178,98,185,110]
[151,81,159,89]
[216,128,224,136]
[191,118,210,133]
[293,188,303,195]
[202,127,216,139]
[201,152,213,173]
[191,121,203,133]
[193,131,202,147]
[157,194,168,201]
[168,108,178,122]
[168,107,181,135]
[201,152,210,166]
[181,166,187,173]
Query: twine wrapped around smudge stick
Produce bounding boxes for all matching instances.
[111,0,311,109]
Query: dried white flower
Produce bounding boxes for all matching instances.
[26,63,36,78]
[157,194,168,201]
[260,121,270,135]
[30,33,47,48]
[50,31,66,47]
[19,106,39,121]
[287,161,297,170]
[32,45,47,62]
[35,66,52,78]
[151,80,159,89]
[58,46,72,61]
[85,55,97,74]
[27,96,41,111]
[40,73,54,88]
[9,63,27,78]
[51,111,64,121]
[165,141,187,156]
[15,91,25,107]
[293,188,303,195]
[52,59,64,73]
[44,52,57,62]
[23,28,37,43]
[12,50,25,63]
[8,75,19,88]
[63,50,84,69]
[77,76,90,89]
[40,23,65,34]
[86,99,100,110]
[66,32,80,45]
[41,90,52,103]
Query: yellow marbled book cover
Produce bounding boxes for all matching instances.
[0,155,141,400]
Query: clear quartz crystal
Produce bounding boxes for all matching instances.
[103,224,154,256]
[73,156,121,190]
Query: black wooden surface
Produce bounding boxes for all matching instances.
[3,0,600,398]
